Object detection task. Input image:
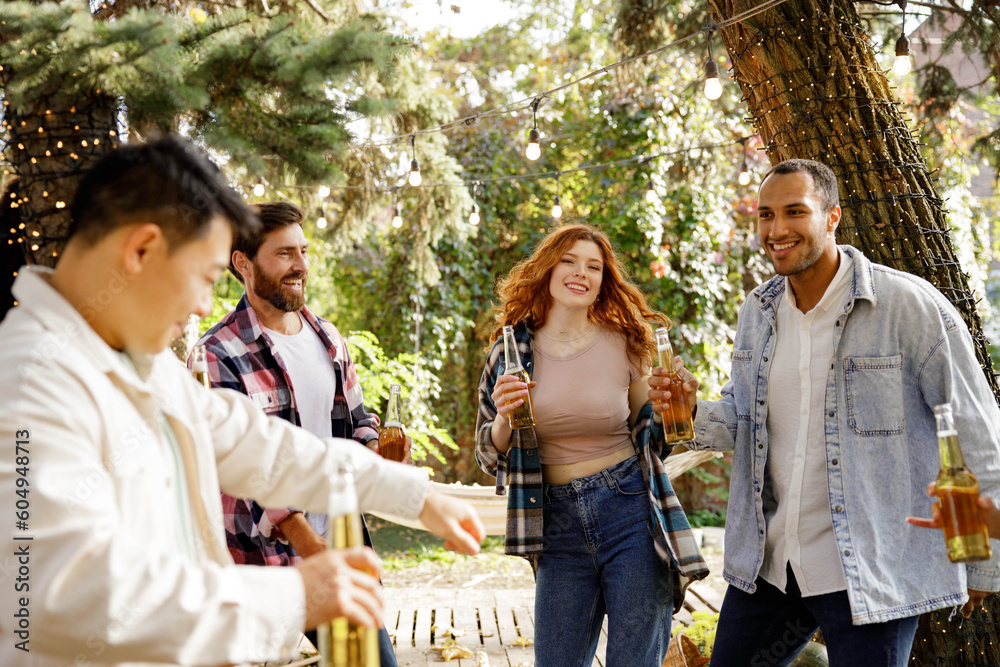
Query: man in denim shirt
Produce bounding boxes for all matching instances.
[649,159,1000,666]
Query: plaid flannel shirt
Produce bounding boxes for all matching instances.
[191,294,379,565]
[475,320,709,611]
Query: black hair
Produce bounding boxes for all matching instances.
[762,159,840,212]
[68,134,259,249]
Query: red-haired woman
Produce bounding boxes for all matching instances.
[475,224,708,666]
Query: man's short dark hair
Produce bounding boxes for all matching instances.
[762,159,840,212]
[229,202,305,283]
[69,135,258,249]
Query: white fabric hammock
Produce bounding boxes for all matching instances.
[371,448,721,535]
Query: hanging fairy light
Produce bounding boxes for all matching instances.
[392,203,403,228]
[525,98,542,161]
[737,137,752,186]
[408,134,422,186]
[252,181,265,197]
[318,185,331,198]
[893,0,911,76]
[551,196,563,219]
[469,182,481,225]
[645,177,657,203]
[316,208,328,229]
[703,28,723,101]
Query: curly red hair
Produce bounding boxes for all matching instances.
[489,223,669,370]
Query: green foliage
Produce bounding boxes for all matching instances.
[0,0,404,182]
[671,610,719,657]
[687,508,727,528]
[346,330,458,467]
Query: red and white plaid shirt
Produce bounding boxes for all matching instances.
[190,294,379,565]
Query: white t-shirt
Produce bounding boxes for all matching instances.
[761,249,853,596]
[264,312,338,439]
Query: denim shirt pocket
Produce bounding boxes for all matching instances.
[844,355,905,436]
[731,349,754,422]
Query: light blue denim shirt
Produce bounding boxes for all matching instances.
[693,246,1000,625]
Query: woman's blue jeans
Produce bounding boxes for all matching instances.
[534,455,673,667]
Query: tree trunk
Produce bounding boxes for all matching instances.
[706,0,1000,662]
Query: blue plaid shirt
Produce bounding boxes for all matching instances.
[475,321,709,611]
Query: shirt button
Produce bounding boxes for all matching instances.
[758,400,765,406]
[831,458,838,466]
[529,497,536,504]
[830,363,834,370]
[527,450,534,457]
[835,505,843,512]
[759,529,765,535]
[828,411,835,418]
[844,550,851,557]
[763,356,768,362]
[757,444,763,449]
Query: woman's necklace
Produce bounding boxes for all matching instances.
[538,323,595,343]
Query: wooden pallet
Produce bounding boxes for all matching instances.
[384,581,722,667]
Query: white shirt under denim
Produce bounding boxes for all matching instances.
[0,267,429,667]
[761,249,852,596]
[694,246,1000,625]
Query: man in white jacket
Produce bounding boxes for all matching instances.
[0,135,483,666]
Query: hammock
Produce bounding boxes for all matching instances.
[371,448,722,535]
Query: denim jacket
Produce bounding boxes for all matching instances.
[693,246,1000,625]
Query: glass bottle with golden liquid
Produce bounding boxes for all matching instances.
[378,384,406,462]
[191,344,210,388]
[934,403,992,563]
[654,327,694,444]
[317,461,380,667]
[502,325,535,429]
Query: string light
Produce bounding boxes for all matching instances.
[392,203,403,228]
[737,137,752,186]
[704,28,723,101]
[408,134,422,187]
[645,177,657,203]
[893,0,911,76]
[551,196,563,219]
[316,208,328,229]
[253,182,265,197]
[525,98,542,161]
[469,202,480,225]
[318,185,330,198]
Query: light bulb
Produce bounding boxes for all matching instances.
[392,203,403,228]
[526,127,541,161]
[408,159,422,187]
[893,34,911,75]
[551,196,562,219]
[738,161,751,186]
[645,181,657,203]
[318,185,330,198]
[469,204,480,226]
[704,60,723,100]
[252,183,265,197]
[317,216,327,229]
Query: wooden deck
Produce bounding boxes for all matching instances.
[384,581,723,666]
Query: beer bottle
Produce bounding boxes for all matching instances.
[378,384,406,462]
[191,345,210,388]
[654,327,695,443]
[502,325,535,429]
[318,461,380,667]
[934,403,992,563]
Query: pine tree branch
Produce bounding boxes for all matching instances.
[298,0,331,22]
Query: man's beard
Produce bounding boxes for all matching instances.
[252,263,307,312]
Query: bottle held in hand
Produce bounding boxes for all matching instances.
[318,462,380,667]
[654,327,694,444]
[378,384,406,462]
[934,403,992,563]
[191,344,210,388]
[502,325,535,429]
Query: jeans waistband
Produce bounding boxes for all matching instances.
[544,454,640,498]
